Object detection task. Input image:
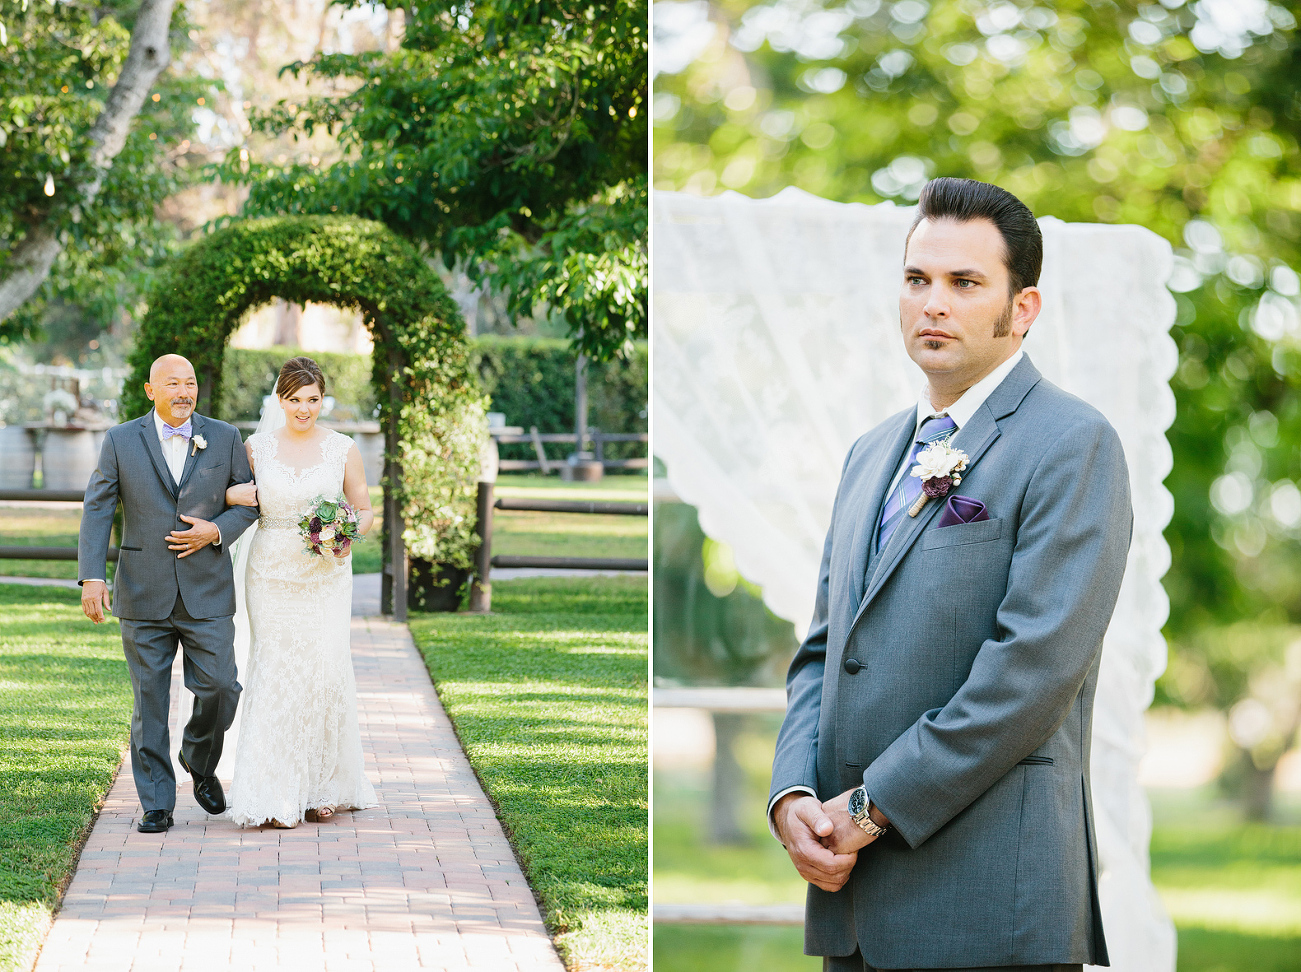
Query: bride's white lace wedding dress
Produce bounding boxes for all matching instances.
[226,428,377,827]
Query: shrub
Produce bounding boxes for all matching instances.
[123,215,487,584]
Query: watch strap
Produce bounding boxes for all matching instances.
[850,786,888,838]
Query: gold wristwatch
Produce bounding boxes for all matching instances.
[848,785,889,838]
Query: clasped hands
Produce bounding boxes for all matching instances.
[774,788,886,893]
[81,517,220,622]
[80,514,221,624]
[167,515,220,558]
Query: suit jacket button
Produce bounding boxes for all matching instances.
[843,658,861,674]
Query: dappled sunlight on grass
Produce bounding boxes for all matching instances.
[653,722,1301,972]
[0,584,133,972]
[655,925,818,972]
[409,574,647,972]
[0,506,82,580]
[1149,790,1301,959]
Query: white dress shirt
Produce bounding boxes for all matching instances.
[767,347,1025,841]
[154,409,191,484]
[881,348,1025,501]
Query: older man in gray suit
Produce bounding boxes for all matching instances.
[79,354,259,833]
[768,179,1132,971]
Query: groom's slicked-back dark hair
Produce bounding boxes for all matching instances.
[907,178,1043,296]
[276,356,326,399]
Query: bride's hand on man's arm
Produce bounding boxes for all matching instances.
[226,482,258,507]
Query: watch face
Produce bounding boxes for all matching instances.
[848,787,866,816]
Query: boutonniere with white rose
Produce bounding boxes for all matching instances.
[191,434,207,457]
[908,440,969,516]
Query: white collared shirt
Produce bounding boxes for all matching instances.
[153,409,191,484]
[881,347,1024,503]
[766,347,1025,841]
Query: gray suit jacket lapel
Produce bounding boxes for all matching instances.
[851,355,1043,632]
[138,413,179,500]
[176,414,206,493]
[849,409,917,604]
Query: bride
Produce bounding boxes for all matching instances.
[221,356,378,827]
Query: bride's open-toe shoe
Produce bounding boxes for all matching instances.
[307,805,337,822]
[270,818,297,829]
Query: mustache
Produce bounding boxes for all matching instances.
[171,398,194,405]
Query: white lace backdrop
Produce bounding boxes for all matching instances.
[653,187,1178,972]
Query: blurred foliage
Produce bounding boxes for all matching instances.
[220,337,648,459]
[472,336,648,461]
[655,0,1301,736]
[213,0,648,361]
[654,498,797,686]
[220,346,380,424]
[0,0,209,342]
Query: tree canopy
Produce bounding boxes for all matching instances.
[0,0,197,339]
[656,0,1301,692]
[219,0,648,360]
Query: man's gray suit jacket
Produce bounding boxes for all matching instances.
[769,355,1132,970]
[78,412,259,620]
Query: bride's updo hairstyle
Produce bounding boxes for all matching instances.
[276,356,326,399]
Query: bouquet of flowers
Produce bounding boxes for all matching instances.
[298,495,363,558]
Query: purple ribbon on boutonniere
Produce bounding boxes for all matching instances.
[935,495,991,528]
[907,440,970,517]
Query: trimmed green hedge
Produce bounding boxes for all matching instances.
[221,337,648,461]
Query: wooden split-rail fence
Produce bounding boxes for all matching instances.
[0,484,648,615]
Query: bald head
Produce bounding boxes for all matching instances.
[145,354,198,426]
[149,353,195,384]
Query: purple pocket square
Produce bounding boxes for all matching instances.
[936,495,990,528]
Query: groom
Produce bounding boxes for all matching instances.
[79,354,259,833]
[768,179,1132,970]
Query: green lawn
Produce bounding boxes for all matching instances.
[409,575,649,972]
[0,506,86,580]
[1148,788,1301,972]
[0,472,648,578]
[0,583,133,972]
[652,718,1301,972]
[487,473,649,564]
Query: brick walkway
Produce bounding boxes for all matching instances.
[33,614,565,972]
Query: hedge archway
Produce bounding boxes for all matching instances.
[123,215,487,617]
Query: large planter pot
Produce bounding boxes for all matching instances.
[0,426,36,489]
[41,428,103,490]
[407,559,470,613]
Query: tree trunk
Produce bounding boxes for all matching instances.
[710,713,750,845]
[1240,757,1276,822]
[0,225,62,321]
[0,0,177,323]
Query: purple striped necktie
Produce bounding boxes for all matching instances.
[876,414,958,553]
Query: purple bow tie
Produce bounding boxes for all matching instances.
[160,420,192,441]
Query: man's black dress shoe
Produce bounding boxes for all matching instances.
[137,809,174,833]
[177,750,226,814]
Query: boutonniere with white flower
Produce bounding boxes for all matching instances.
[908,441,969,516]
[191,434,207,457]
